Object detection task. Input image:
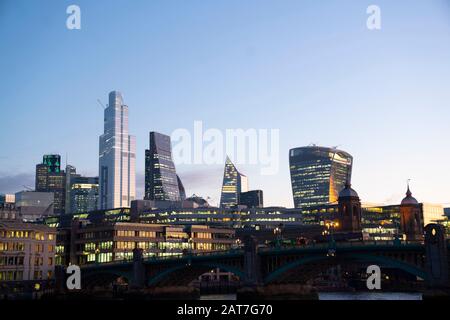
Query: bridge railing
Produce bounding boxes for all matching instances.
[258,240,424,252]
[79,249,244,268]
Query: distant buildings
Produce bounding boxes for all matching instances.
[68,176,99,214]
[0,203,18,221]
[0,194,15,205]
[99,91,136,210]
[219,157,249,208]
[239,190,264,208]
[145,132,185,202]
[0,221,56,281]
[289,146,353,208]
[14,191,54,221]
[35,154,66,214]
[445,207,450,218]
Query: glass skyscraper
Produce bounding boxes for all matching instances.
[35,154,66,215]
[289,146,352,208]
[99,91,136,209]
[69,177,99,214]
[145,132,183,201]
[219,157,248,208]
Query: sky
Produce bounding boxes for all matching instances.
[0,0,450,208]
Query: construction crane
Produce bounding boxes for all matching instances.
[97,99,107,110]
[22,185,33,191]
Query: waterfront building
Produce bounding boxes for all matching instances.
[55,222,235,266]
[15,191,54,221]
[289,146,352,208]
[239,190,264,208]
[99,91,136,209]
[145,132,183,202]
[219,157,248,208]
[0,221,56,281]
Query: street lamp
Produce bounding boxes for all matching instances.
[273,224,283,248]
[325,221,338,257]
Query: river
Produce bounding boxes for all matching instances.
[200,292,422,300]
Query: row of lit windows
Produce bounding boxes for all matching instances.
[0,230,54,241]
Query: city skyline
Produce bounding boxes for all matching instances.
[1,1,450,208]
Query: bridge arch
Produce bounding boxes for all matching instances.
[82,269,133,289]
[264,253,429,284]
[147,262,247,286]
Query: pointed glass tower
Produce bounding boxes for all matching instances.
[98,91,136,209]
[219,157,248,208]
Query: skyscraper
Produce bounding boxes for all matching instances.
[145,132,182,201]
[35,154,66,215]
[289,146,353,208]
[69,176,99,214]
[219,157,248,208]
[99,91,136,209]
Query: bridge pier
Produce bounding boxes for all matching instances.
[243,235,261,287]
[130,248,145,289]
[425,224,449,288]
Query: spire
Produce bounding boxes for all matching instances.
[406,179,412,197]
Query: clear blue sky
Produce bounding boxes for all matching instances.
[1,0,450,207]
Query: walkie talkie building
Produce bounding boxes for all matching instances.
[289,146,352,208]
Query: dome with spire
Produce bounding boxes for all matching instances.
[401,184,418,205]
[338,182,359,198]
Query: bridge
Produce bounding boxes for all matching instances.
[66,224,449,291]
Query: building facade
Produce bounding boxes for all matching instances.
[0,222,56,281]
[219,157,248,208]
[145,132,183,202]
[69,177,99,214]
[289,146,353,208]
[35,154,66,215]
[55,222,235,266]
[99,91,136,210]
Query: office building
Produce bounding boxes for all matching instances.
[239,190,264,208]
[99,91,136,209]
[15,191,54,221]
[64,165,78,214]
[69,177,99,214]
[289,146,353,208]
[145,132,183,202]
[219,157,248,208]
[0,221,56,281]
[55,222,235,266]
[35,154,66,215]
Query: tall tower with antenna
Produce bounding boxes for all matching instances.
[98,91,136,209]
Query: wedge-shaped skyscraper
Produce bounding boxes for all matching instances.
[145,132,184,201]
[219,157,248,208]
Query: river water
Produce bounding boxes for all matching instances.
[200,292,422,300]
